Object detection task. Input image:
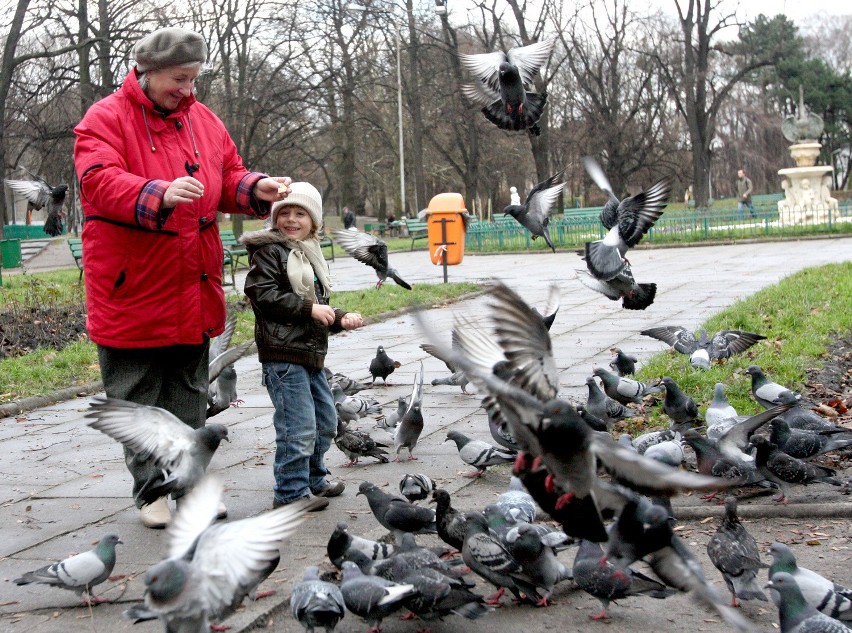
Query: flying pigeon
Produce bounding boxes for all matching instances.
[534,283,561,330]
[399,473,436,503]
[207,313,254,418]
[334,419,389,466]
[357,481,437,544]
[768,542,852,622]
[749,435,843,504]
[4,175,68,237]
[459,39,555,136]
[706,497,767,607]
[86,397,229,504]
[393,362,425,461]
[421,328,470,394]
[582,156,670,280]
[572,539,672,620]
[502,171,564,252]
[327,522,394,571]
[766,572,852,633]
[609,347,637,376]
[431,488,467,551]
[769,418,852,460]
[661,376,700,425]
[332,229,412,289]
[745,365,805,409]
[576,264,658,310]
[14,533,122,605]
[291,566,346,633]
[339,561,416,632]
[584,376,635,428]
[640,326,766,370]
[369,345,401,385]
[124,477,315,631]
[445,430,516,478]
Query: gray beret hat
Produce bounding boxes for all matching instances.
[134,27,207,72]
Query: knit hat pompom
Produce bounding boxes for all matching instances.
[134,28,208,73]
[271,182,323,232]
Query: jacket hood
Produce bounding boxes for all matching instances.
[240,228,289,253]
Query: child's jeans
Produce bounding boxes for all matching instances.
[262,361,336,504]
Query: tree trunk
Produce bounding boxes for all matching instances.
[404,0,426,212]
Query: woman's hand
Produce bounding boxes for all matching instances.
[311,304,336,325]
[341,313,364,330]
[254,176,292,202]
[163,176,204,207]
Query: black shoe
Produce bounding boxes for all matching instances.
[312,480,345,498]
[273,496,329,512]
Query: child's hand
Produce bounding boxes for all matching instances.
[311,304,336,325]
[341,313,363,330]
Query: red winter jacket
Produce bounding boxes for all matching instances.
[74,69,268,348]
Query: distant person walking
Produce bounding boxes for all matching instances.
[342,206,356,231]
[736,169,756,219]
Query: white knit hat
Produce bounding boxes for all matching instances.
[271,182,323,230]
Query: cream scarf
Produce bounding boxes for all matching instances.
[283,237,332,301]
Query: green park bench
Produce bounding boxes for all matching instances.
[401,219,429,250]
[67,238,84,281]
[219,229,250,288]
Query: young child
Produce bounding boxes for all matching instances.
[242,182,363,509]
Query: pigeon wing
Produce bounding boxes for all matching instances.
[576,270,622,300]
[709,330,766,360]
[461,82,500,107]
[506,38,556,86]
[209,313,237,361]
[718,403,794,455]
[332,229,389,272]
[167,476,222,559]
[459,50,507,93]
[616,179,670,248]
[209,341,254,383]
[420,343,457,373]
[524,172,564,225]
[4,178,51,209]
[640,326,699,355]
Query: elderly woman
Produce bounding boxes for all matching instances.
[74,27,291,528]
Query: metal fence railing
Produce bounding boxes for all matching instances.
[464,200,852,252]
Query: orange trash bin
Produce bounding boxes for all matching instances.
[426,193,466,266]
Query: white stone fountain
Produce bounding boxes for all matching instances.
[778,88,838,224]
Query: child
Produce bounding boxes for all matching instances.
[242,182,363,509]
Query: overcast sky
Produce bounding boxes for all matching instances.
[646,0,849,27]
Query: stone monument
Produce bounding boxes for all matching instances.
[778,86,838,224]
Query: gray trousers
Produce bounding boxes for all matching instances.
[97,343,209,508]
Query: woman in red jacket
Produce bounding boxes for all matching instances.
[74,27,291,528]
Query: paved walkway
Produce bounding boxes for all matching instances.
[2,237,851,632]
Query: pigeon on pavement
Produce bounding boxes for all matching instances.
[609,347,637,376]
[640,327,766,370]
[86,396,229,504]
[746,365,805,409]
[327,522,394,571]
[334,420,389,466]
[399,473,436,503]
[582,156,670,280]
[766,572,852,633]
[339,561,416,632]
[585,376,636,428]
[706,497,767,607]
[446,430,516,478]
[749,435,843,504]
[14,533,122,605]
[507,523,573,605]
[572,539,672,620]
[459,39,555,136]
[421,328,470,394]
[378,397,407,430]
[393,363,425,461]
[768,542,852,622]
[661,376,700,425]
[206,313,254,418]
[495,476,537,524]
[576,264,658,310]
[333,229,412,289]
[4,175,68,237]
[502,171,565,252]
[291,566,346,633]
[324,368,370,396]
[769,418,852,460]
[332,384,382,423]
[430,488,468,552]
[357,481,437,544]
[369,346,401,385]
[593,366,663,407]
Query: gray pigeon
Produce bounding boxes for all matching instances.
[357,481,437,544]
[766,572,851,633]
[334,420,389,466]
[502,171,564,252]
[14,533,122,605]
[593,366,663,408]
[327,522,394,571]
[393,363,425,460]
[576,264,658,311]
[4,175,67,236]
[706,383,739,439]
[777,406,851,434]
[86,396,229,504]
[371,533,465,582]
[643,432,685,467]
[494,476,536,524]
[324,368,370,396]
[399,473,436,503]
[769,418,852,460]
[207,313,253,418]
[585,376,635,428]
[506,523,573,604]
[459,39,555,136]
[339,561,416,630]
[332,384,382,423]
[572,539,671,620]
[582,156,670,281]
[333,229,412,289]
[768,543,852,622]
[746,365,804,409]
[609,347,637,376]
[431,488,467,551]
[446,430,515,478]
[368,345,401,385]
[640,326,766,370]
[706,497,767,607]
[749,435,843,504]
[421,329,470,394]
[661,376,700,425]
[291,566,345,633]
[378,396,407,430]
[126,477,314,631]
[631,428,675,455]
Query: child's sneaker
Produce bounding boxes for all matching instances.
[312,481,345,498]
